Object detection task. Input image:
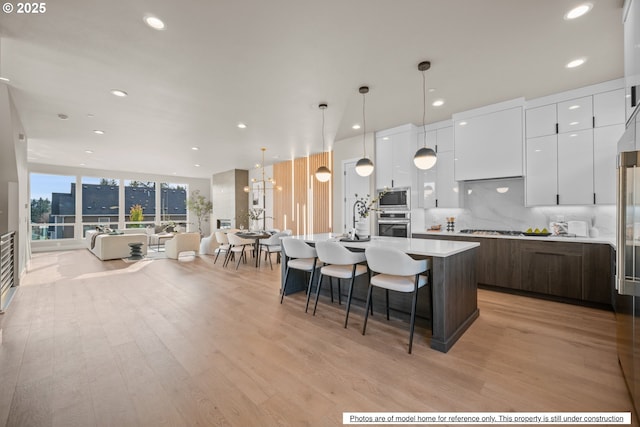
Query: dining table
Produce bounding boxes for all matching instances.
[235,231,272,267]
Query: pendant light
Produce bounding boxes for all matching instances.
[413,61,437,170]
[355,86,374,177]
[314,103,331,182]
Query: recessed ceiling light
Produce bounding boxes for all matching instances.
[459,121,467,126]
[564,3,592,20]
[569,121,579,126]
[352,124,361,130]
[568,105,580,110]
[535,149,542,152]
[428,88,436,93]
[566,58,586,68]
[237,123,247,129]
[0,77,10,82]
[143,15,166,30]
[80,163,86,166]
[172,172,177,175]
[85,150,94,154]
[87,113,95,118]
[110,89,128,97]
[57,113,69,120]
[382,137,389,140]
[432,99,445,107]
[93,130,105,135]
[496,187,509,194]
[194,164,201,167]
[570,133,578,137]
[191,146,199,151]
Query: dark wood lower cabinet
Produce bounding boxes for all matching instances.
[520,241,582,299]
[413,234,613,307]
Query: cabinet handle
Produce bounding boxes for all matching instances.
[592,116,595,128]
[555,123,559,134]
[535,252,567,257]
[593,193,596,204]
[435,199,438,208]
[392,179,394,188]
[556,194,559,205]
[633,86,638,108]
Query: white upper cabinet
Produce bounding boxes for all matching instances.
[526,104,557,138]
[594,124,625,204]
[525,135,558,206]
[416,123,461,208]
[625,0,640,121]
[375,124,416,190]
[557,96,593,133]
[524,79,625,206]
[453,99,524,181]
[557,129,594,205]
[594,88,626,127]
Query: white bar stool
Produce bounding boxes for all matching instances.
[313,241,369,328]
[363,246,431,354]
[281,238,318,306]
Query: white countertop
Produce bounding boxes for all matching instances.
[287,233,480,257]
[413,230,615,248]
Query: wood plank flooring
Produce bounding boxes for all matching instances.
[0,249,635,426]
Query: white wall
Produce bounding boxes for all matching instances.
[29,163,211,251]
[332,132,376,234]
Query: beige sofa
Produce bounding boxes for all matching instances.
[86,230,149,261]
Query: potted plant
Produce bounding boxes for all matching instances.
[129,204,144,228]
[186,190,213,236]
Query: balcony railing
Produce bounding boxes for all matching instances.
[1,231,16,313]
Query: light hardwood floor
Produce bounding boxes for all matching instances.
[0,249,636,426]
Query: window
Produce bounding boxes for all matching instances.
[160,182,187,224]
[82,176,120,236]
[124,180,155,228]
[30,173,76,240]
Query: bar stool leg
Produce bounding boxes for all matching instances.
[362,283,374,335]
[344,264,357,328]
[304,260,318,313]
[280,265,290,304]
[312,272,324,316]
[408,275,420,354]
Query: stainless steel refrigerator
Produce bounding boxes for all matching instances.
[616,107,640,416]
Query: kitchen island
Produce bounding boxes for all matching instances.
[281,234,480,353]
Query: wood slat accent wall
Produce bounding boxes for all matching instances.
[273,152,332,234]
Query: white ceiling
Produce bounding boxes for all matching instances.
[0,0,625,179]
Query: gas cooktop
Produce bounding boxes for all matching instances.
[458,229,524,236]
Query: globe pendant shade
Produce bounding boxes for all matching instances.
[315,165,331,182]
[413,147,437,170]
[355,157,374,177]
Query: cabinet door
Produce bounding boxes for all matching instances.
[558,96,593,133]
[525,135,558,206]
[454,106,523,181]
[557,129,594,205]
[418,165,437,209]
[436,151,461,208]
[582,244,613,304]
[526,104,557,138]
[520,241,582,299]
[594,124,625,204]
[436,126,454,152]
[375,136,394,189]
[594,89,625,127]
[391,131,412,188]
[625,0,640,121]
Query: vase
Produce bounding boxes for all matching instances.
[356,218,370,238]
[250,219,261,231]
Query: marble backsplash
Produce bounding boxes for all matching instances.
[412,178,615,237]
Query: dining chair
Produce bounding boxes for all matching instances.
[259,231,285,270]
[213,231,230,264]
[225,233,253,269]
[280,238,317,305]
[363,246,431,354]
[313,241,369,328]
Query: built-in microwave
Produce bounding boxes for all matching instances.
[377,187,410,210]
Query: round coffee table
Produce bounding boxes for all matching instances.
[128,242,144,260]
